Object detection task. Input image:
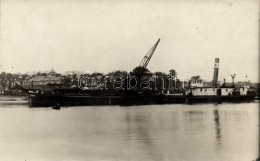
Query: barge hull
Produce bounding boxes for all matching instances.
[29,95,255,107]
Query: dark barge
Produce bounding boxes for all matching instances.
[28,94,255,107]
[24,85,256,107]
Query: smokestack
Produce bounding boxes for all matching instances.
[212,58,219,87]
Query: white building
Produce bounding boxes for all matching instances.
[189,76,204,88]
[186,75,249,96]
[185,87,234,96]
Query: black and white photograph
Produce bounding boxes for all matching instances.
[0,0,259,160]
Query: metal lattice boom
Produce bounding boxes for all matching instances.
[139,39,160,69]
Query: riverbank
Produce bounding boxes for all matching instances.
[0,95,28,105]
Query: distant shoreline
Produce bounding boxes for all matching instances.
[0,95,27,102]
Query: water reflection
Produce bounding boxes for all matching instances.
[213,109,221,145]
[124,110,161,161]
[183,110,205,131]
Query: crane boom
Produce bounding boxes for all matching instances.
[139,39,160,69]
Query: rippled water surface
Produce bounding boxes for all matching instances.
[0,99,258,161]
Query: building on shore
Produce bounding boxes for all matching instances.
[25,68,62,85]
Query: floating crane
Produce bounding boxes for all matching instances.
[139,38,160,69]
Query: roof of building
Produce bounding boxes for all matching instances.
[50,68,56,74]
[19,85,79,91]
[27,75,61,82]
[190,75,201,80]
[28,76,46,81]
[45,75,61,81]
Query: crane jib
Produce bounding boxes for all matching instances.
[139,39,160,69]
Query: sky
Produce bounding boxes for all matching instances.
[1,0,259,82]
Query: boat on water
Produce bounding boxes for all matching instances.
[17,40,257,107]
[21,84,255,107]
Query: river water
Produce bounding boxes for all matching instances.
[0,98,258,161]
